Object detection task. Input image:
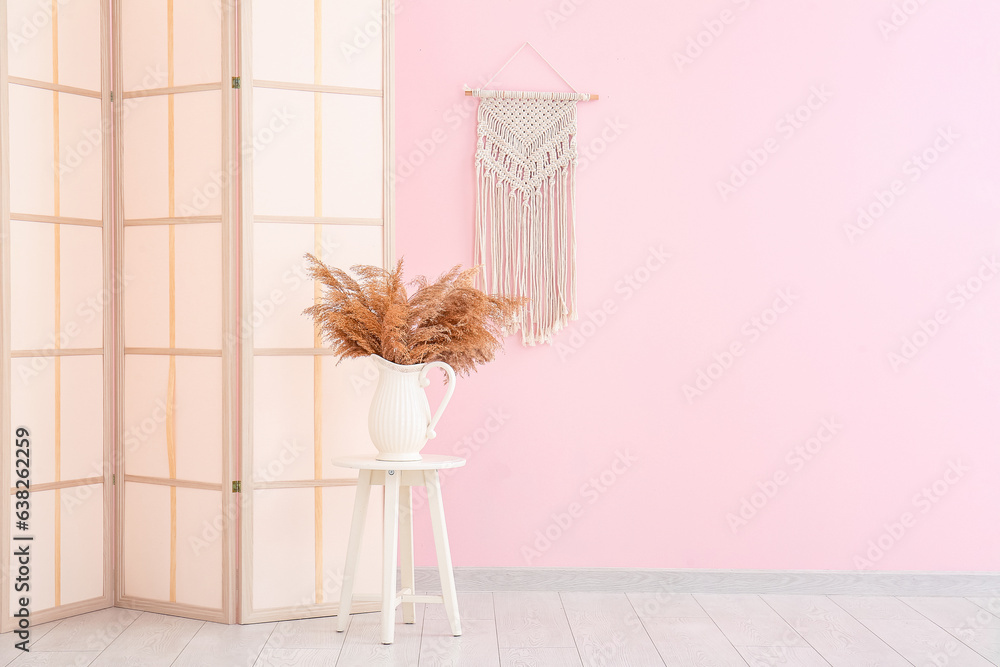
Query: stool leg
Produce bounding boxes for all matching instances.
[424,469,461,636]
[399,484,416,623]
[381,470,401,644]
[337,469,372,632]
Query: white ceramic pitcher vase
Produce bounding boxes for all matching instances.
[367,354,456,461]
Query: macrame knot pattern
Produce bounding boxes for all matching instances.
[474,96,579,345]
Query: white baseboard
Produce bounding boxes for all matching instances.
[414,567,1000,596]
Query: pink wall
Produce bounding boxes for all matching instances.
[395,0,1000,571]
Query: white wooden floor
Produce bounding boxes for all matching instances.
[1,594,998,666]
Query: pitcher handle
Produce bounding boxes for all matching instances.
[419,361,456,440]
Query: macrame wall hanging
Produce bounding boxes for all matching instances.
[467,43,598,346]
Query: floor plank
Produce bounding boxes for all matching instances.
[642,618,746,667]
[419,619,500,666]
[900,597,1000,630]
[696,595,806,647]
[944,626,1000,664]
[172,620,275,667]
[863,619,996,666]
[494,592,575,649]
[968,599,1000,617]
[90,613,204,667]
[253,648,343,666]
[29,608,141,652]
[0,621,61,666]
[735,645,831,666]
[829,596,924,621]
[762,595,911,666]
[561,592,664,667]
[425,592,494,621]
[264,615,347,651]
[500,647,583,666]
[336,606,424,667]
[8,653,100,666]
[627,592,709,618]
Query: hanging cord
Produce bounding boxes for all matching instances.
[470,41,597,101]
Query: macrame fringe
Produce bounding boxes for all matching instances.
[474,97,579,345]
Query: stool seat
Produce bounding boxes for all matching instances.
[332,455,466,645]
[333,455,467,471]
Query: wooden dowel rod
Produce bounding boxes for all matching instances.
[464,90,599,100]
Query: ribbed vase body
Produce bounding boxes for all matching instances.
[368,355,455,461]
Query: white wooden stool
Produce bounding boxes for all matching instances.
[332,455,466,645]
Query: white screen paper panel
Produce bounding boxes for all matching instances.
[251,486,381,611]
[122,225,169,347]
[18,484,105,609]
[8,220,55,350]
[10,221,103,351]
[251,88,313,218]
[123,224,222,349]
[320,356,378,478]
[56,224,104,349]
[243,0,391,622]
[320,94,382,219]
[10,358,58,485]
[121,94,168,219]
[122,482,169,601]
[10,355,104,486]
[8,88,103,219]
[252,0,382,89]
[9,490,57,611]
[55,0,101,91]
[59,483,105,605]
[252,356,314,484]
[58,356,104,480]
[6,0,101,90]
[251,487,315,610]
[250,0,312,86]
[120,0,221,91]
[252,355,377,483]
[56,93,104,220]
[123,92,223,221]
[123,483,225,610]
[123,355,222,484]
[7,84,55,216]
[6,0,54,83]
[252,88,382,220]
[320,0,382,90]
[175,488,225,609]
[7,276,105,491]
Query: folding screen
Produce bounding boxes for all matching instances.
[114,0,238,623]
[0,0,114,631]
[238,0,392,623]
[1,0,393,627]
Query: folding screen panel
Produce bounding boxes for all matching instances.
[114,0,238,623]
[238,0,393,622]
[0,0,113,631]
[1,0,392,627]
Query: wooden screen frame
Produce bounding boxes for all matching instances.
[110,0,240,625]
[237,0,395,624]
[0,0,116,632]
[0,0,11,634]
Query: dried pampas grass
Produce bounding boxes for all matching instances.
[303,255,524,378]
